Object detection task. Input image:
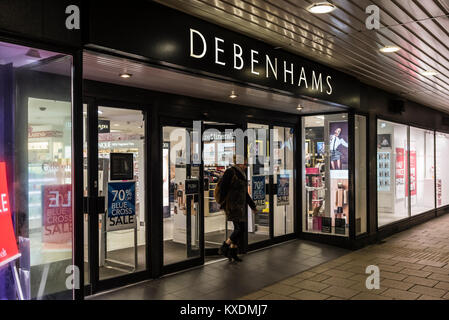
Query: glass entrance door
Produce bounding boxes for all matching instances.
[247,123,296,245]
[163,123,201,266]
[203,122,239,256]
[84,102,148,293]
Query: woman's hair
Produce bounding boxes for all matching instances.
[233,154,245,164]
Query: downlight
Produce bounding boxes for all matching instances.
[380,45,401,53]
[119,73,132,79]
[307,2,337,14]
[296,104,303,111]
[229,90,238,99]
[421,70,438,76]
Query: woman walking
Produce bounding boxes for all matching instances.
[215,154,258,262]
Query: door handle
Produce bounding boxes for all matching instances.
[85,196,106,214]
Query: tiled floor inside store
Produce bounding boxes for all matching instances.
[88,240,349,300]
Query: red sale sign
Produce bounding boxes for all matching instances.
[0,162,20,267]
[42,184,72,245]
[409,151,417,197]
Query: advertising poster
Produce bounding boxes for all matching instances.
[377,134,392,148]
[107,181,136,231]
[329,121,349,171]
[0,163,20,267]
[42,184,72,247]
[409,151,417,197]
[437,179,442,207]
[277,174,290,206]
[252,175,266,208]
[395,148,406,199]
[317,141,325,156]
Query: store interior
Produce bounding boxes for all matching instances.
[377,121,436,227]
[83,106,147,281]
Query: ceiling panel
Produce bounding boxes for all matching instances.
[155,0,449,113]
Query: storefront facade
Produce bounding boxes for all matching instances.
[1,0,449,300]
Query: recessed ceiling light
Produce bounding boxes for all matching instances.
[119,73,132,79]
[307,2,336,14]
[296,104,303,111]
[113,124,120,127]
[421,70,438,76]
[380,45,401,53]
[229,90,238,99]
[98,110,103,115]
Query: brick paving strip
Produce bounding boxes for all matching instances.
[239,215,449,300]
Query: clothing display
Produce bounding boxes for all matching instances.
[335,182,348,218]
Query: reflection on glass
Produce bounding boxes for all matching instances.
[247,123,270,243]
[273,126,295,237]
[302,114,349,237]
[0,42,76,300]
[203,123,236,250]
[163,126,200,265]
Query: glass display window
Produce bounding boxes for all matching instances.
[302,113,349,237]
[410,127,435,216]
[355,115,367,235]
[377,120,409,227]
[436,132,449,208]
[0,39,74,300]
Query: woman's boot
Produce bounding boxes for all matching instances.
[229,247,243,262]
[218,241,230,258]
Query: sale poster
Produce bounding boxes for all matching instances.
[409,151,417,197]
[395,148,405,199]
[107,181,136,231]
[251,175,266,209]
[42,184,73,247]
[277,174,290,206]
[0,162,20,267]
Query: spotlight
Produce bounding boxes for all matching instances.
[229,90,238,99]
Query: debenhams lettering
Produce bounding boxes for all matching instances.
[189,28,333,95]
